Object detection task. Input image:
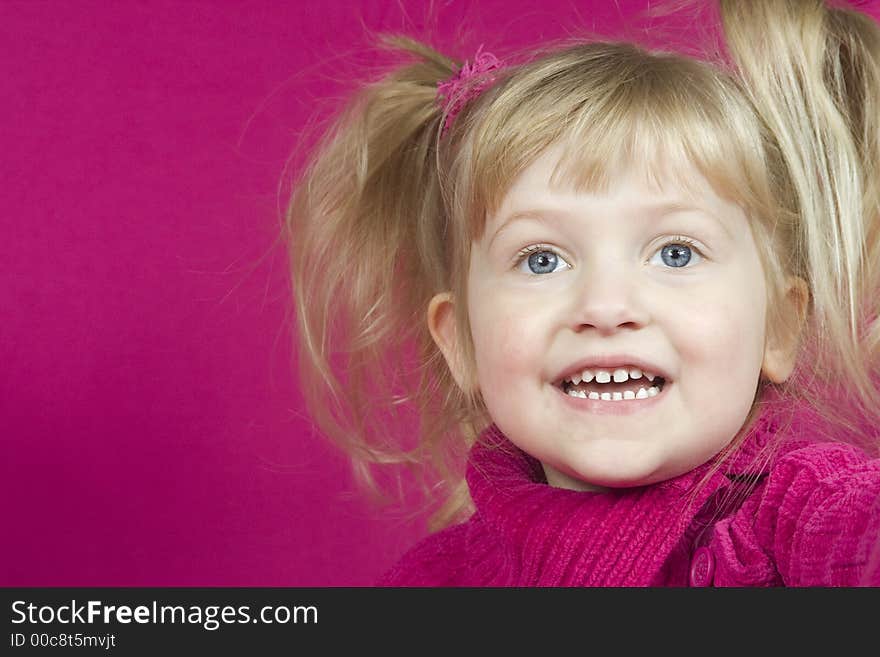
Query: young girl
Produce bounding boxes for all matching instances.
[286,0,880,585]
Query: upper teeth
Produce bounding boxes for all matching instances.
[565,367,657,385]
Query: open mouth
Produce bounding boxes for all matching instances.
[556,366,668,401]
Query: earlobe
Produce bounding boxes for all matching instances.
[427,292,467,390]
[762,276,809,383]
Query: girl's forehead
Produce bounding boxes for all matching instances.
[466,126,757,244]
[489,144,728,222]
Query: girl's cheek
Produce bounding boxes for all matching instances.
[676,298,762,370]
[473,310,539,373]
[497,321,537,365]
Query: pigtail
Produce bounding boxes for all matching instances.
[718,0,880,439]
[286,36,470,510]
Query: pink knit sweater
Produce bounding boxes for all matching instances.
[379,408,880,586]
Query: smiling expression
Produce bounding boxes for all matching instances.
[453,143,773,490]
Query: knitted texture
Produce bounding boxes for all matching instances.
[379,408,880,586]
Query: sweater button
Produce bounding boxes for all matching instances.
[689,547,715,587]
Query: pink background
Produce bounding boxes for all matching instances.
[3,0,878,586]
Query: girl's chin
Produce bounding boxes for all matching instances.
[542,458,670,491]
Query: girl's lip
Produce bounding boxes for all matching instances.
[552,355,672,385]
[553,380,670,415]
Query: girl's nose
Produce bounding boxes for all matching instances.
[569,260,649,335]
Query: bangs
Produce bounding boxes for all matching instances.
[553,103,758,208]
[459,41,769,239]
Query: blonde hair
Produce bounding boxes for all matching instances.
[286,0,880,528]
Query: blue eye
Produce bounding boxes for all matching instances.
[661,244,691,267]
[650,240,702,268]
[517,248,570,274]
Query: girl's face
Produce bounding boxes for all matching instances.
[444,144,778,490]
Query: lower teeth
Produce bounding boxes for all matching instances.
[565,386,661,400]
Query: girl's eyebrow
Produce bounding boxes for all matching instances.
[488,209,566,248]
[489,200,734,247]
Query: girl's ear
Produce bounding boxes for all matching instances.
[427,292,468,390]
[762,276,810,383]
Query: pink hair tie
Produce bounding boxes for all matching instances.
[436,45,503,137]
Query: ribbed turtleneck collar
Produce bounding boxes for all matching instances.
[464,409,782,586]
